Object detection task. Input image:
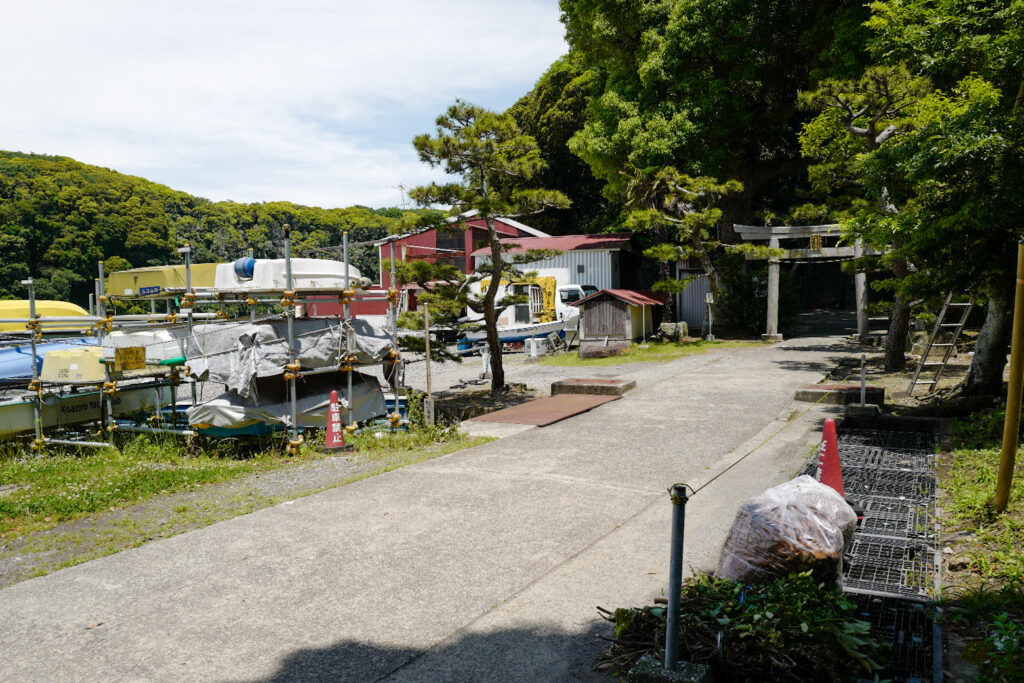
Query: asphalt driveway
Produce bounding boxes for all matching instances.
[0,334,850,681]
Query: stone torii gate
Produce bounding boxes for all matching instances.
[734,224,869,342]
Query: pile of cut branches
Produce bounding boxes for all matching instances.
[596,572,884,681]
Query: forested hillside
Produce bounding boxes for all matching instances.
[0,152,428,305]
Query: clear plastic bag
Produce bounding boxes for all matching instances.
[716,475,857,586]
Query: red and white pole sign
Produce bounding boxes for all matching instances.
[325,389,345,450]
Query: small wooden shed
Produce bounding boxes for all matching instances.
[573,289,663,342]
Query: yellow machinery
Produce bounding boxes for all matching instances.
[530,276,557,322]
[478,276,557,322]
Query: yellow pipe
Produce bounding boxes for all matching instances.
[995,240,1024,512]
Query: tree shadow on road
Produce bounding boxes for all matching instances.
[250,622,609,683]
[769,356,847,374]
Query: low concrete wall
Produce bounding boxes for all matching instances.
[794,384,885,405]
[579,340,631,359]
[551,378,636,396]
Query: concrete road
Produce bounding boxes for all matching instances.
[0,335,851,682]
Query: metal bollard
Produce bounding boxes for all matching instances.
[665,483,689,670]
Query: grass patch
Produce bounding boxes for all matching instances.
[0,427,485,541]
[538,339,761,367]
[945,408,1024,582]
[941,407,1024,680]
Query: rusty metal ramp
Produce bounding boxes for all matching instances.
[468,393,620,427]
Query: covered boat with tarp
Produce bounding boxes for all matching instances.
[0,337,97,387]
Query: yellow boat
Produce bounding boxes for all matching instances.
[0,300,91,332]
[106,263,220,297]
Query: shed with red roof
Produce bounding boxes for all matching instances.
[571,288,664,343]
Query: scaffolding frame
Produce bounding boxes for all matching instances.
[5,225,405,453]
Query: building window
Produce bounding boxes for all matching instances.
[436,230,465,271]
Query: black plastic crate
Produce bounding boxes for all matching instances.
[858,505,936,542]
[843,537,939,600]
[837,444,937,472]
[858,495,934,517]
[851,594,935,682]
[843,469,936,503]
[839,429,937,451]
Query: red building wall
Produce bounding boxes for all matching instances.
[311,218,533,319]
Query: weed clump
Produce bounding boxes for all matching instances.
[596,572,884,682]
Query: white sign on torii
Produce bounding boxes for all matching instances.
[733,224,870,342]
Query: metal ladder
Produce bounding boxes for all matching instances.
[906,293,972,395]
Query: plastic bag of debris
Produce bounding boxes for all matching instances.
[716,475,857,586]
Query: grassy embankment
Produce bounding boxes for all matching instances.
[539,339,761,367]
[0,428,488,541]
[941,408,1024,679]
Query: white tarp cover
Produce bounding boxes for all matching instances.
[181,318,393,399]
[186,370,387,428]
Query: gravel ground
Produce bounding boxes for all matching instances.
[400,347,709,397]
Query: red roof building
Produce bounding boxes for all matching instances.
[571,288,664,342]
[307,212,548,318]
[379,212,549,289]
[572,288,664,308]
[469,233,633,258]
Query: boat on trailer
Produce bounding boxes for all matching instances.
[458,318,567,351]
[1,250,406,447]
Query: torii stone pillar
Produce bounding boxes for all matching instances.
[854,239,868,342]
[763,236,784,342]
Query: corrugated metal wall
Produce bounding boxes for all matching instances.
[676,266,711,330]
[482,250,617,291]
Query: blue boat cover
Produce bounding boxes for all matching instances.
[0,337,97,385]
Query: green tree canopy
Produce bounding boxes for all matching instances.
[0,151,420,305]
[506,53,613,235]
[799,0,1024,388]
[561,0,871,221]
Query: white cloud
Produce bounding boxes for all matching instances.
[0,0,567,207]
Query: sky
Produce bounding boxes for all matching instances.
[1,1,568,209]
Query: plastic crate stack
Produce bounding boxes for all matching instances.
[838,429,940,602]
[809,427,941,682]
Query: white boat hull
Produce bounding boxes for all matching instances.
[0,384,173,438]
[461,319,566,346]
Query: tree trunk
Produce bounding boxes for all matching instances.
[884,257,911,371]
[700,249,721,300]
[964,288,1013,396]
[660,261,674,324]
[483,214,505,392]
[885,295,912,371]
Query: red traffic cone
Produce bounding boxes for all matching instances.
[818,418,845,497]
[325,390,345,451]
